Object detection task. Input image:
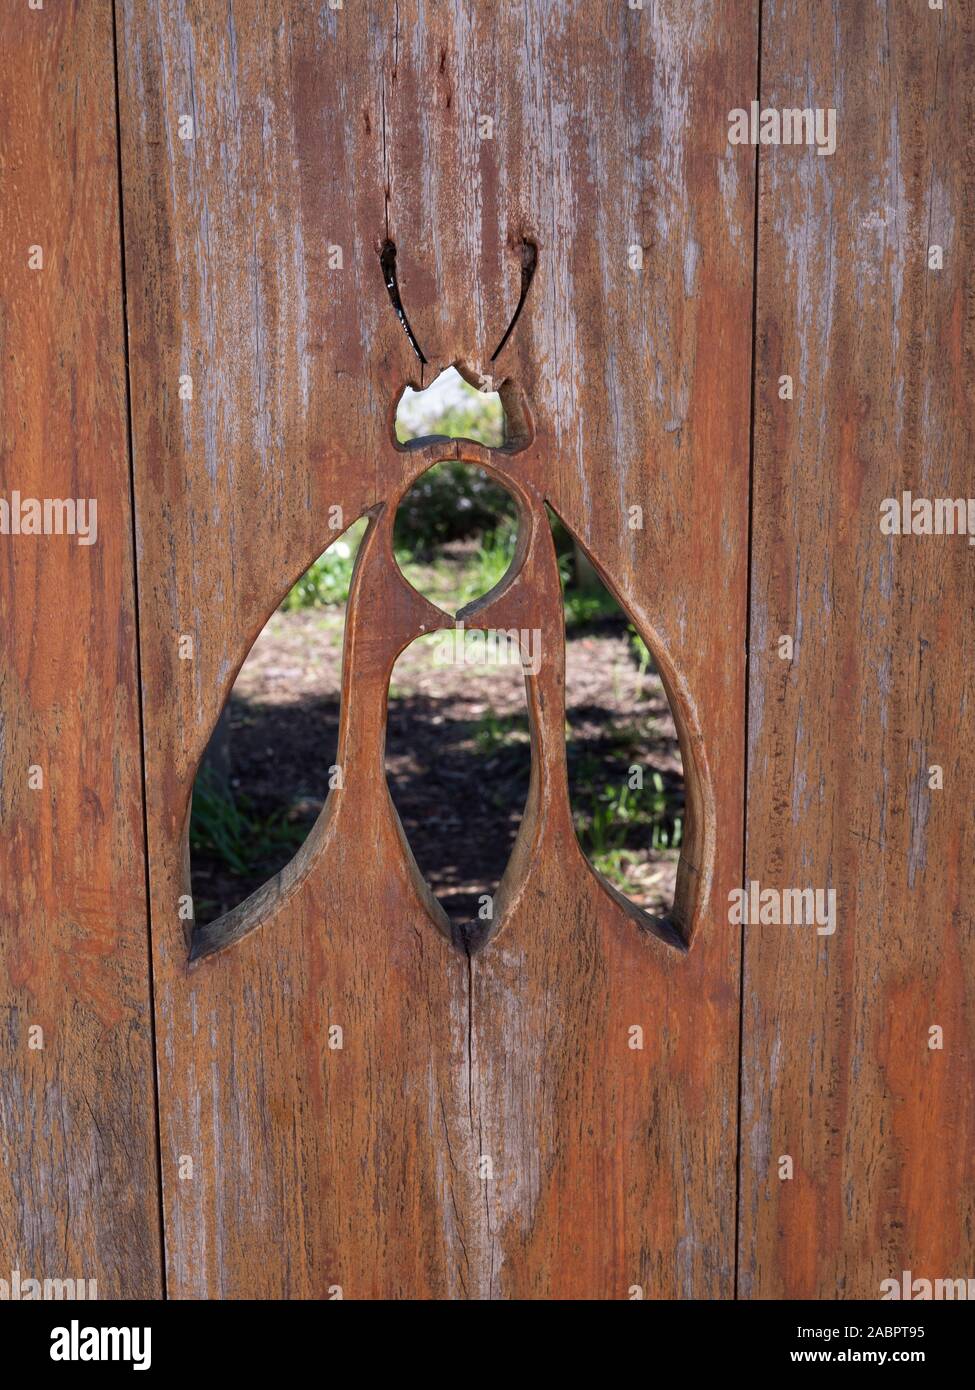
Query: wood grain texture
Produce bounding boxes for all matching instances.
[0,0,161,1297]
[117,0,754,1297]
[439,1,756,1298]
[740,0,975,1297]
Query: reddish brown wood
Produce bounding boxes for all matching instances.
[740,0,975,1297]
[7,0,973,1309]
[0,0,161,1296]
[117,0,754,1297]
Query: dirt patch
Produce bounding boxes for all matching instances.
[191,606,683,925]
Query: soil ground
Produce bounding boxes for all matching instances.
[191,599,683,926]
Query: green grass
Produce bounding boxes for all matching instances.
[189,770,307,879]
[281,519,367,612]
[561,589,619,626]
[462,528,517,603]
[576,770,683,874]
[629,627,651,675]
[473,710,531,755]
[395,522,518,613]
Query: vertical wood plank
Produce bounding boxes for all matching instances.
[117,0,478,1300]
[741,0,975,1297]
[453,0,756,1297]
[0,0,161,1296]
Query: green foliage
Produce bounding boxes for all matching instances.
[550,514,631,630]
[629,627,651,674]
[576,769,684,874]
[562,588,619,627]
[281,520,365,612]
[473,709,530,755]
[189,769,306,878]
[586,847,637,890]
[456,523,518,606]
[396,398,504,449]
[393,461,516,555]
[394,519,518,615]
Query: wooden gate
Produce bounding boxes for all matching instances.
[1,0,972,1300]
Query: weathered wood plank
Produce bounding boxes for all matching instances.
[118,0,754,1296]
[118,0,478,1300]
[0,0,161,1297]
[449,0,756,1297]
[740,0,975,1297]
